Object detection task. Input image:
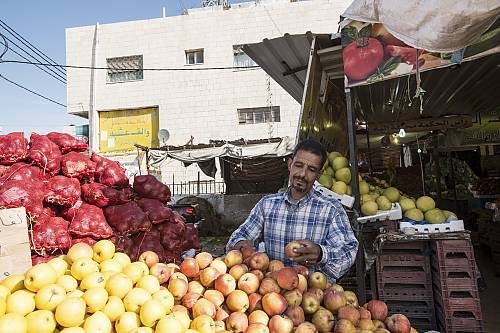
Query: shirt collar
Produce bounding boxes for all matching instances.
[284,186,316,206]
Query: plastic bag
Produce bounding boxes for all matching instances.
[31,217,72,252]
[0,132,28,165]
[47,132,88,153]
[133,175,171,203]
[91,153,129,188]
[0,179,44,218]
[81,183,131,207]
[69,203,113,239]
[61,152,96,180]
[136,198,173,224]
[103,201,151,235]
[44,175,81,206]
[27,133,62,176]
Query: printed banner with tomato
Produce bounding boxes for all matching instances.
[341,22,460,87]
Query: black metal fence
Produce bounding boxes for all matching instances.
[167,172,226,195]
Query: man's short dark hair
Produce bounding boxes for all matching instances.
[293,140,327,168]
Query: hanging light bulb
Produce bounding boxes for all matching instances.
[399,128,406,138]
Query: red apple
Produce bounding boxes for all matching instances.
[241,245,257,260]
[323,290,347,314]
[328,284,344,293]
[296,322,317,333]
[248,252,270,271]
[293,265,309,277]
[180,258,200,278]
[344,291,358,307]
[359,307,371,320]
[200,266,222,288]
[238,273,260,294]
[337,305,360,326]
[308,271,327,290]
[385,314,411,333]
[268,260,285,273]
[215,306,230,321]
[248,309,269,326]
[204,289,225,307]
[248,293,263,312]
[366,300,388,321]
[225,250,244,269]
[312,308,335,333]
[188,280,205,295]
[246,323,269,333]
[229,264,249,281]
[285,305,305,326]
[210,258,228,274]
[373,319,386,329]
[258,278,281,295]
[266,270,279,280]
[334,319,356,333]
[268,315,293,333]
[192,298,216,318]
[168,276,188,300]
[139,251,159,268]
[262,292,287,316]
[182,292,201,309]
[297,274,308,293]
[195,252,213,269]
[276,267,299,290]
[308,287,324,303]
[359,318,375,331]
[226,311,248,333]
[251,269,265,281]
[283,289,302,306]
[300,290,321,315]
[226,290,250,312]
[150,263,173,284]
[285,241,302,258]
[214,273,236,296]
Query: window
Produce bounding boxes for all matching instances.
[238,106,280,125]
[185,49,204,65]
[106,55,143,83]
[233,45,257,68]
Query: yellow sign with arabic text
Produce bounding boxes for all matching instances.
[99,107,159,152]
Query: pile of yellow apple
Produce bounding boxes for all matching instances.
[0,241,417,333]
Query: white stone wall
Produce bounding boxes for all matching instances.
[66,0,351,185]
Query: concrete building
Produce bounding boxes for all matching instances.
[65,0,351,189]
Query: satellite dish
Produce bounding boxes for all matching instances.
[158,129,170,146]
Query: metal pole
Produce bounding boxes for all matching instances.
[346,88,365,305]
[365,124,373,174]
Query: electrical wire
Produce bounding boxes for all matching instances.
[1,59,262,71]
[0,73,66,107]
[0,19,66,76]
[0,34,7,59]
[1,37,66,84]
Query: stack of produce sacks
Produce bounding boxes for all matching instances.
[0,241,419,333]
[0,132,201,265]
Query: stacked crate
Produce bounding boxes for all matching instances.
[376,242,436,332]
[490,223,500,275]
[432,239,484,333]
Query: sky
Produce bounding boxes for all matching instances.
[0,0,247,135]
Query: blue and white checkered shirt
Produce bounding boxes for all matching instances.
[226,187,358,281]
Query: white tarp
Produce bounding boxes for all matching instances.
[342,0,500,52]
[148,136,295,168]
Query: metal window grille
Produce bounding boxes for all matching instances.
[233,45,257,68]
[106,55,143,83]
[185,49,204,65]
[237,106,280,125]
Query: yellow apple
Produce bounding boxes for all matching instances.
[70,257,99,281]
[136,275,160,294]
[59,327,85,333]
[0,312,28,333]
[93,239,116,263]
[190,314,215,333]
[100,259,123,273]
[55,297,86,327]
[83,287,109,313]
[123,263,146,284]
[67,243,94,265]
[210,259,227,274]
[124,288,151,313]
[152,289,175,314]
[101,270,117,281]
[137,327,154,333]
[105,273,133,299]
[140,298,166,327]
[0,285,11,299]
[35,283,66,311]
[0,297,5,316]
[156,315,183,333]
[83,310,112,333]
[135,261,150,276]
[24,263,58,292]
[170,309,191,331]
[6,289,35,315]
[80,272,106,291]
[67,289,84,298]
[102,295,125,322]
[0,274,25,292]
[26,309,56,333]
[56,275,78,293]
[48,257,69,277]
[112,252,131,268]
[115,312,141,333]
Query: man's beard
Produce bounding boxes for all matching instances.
[292,176,308,192]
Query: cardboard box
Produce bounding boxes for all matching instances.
[0,207,32,278]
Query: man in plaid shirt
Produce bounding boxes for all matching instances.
[226,140,358,281]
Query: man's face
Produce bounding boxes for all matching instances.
[288,150,322,195]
